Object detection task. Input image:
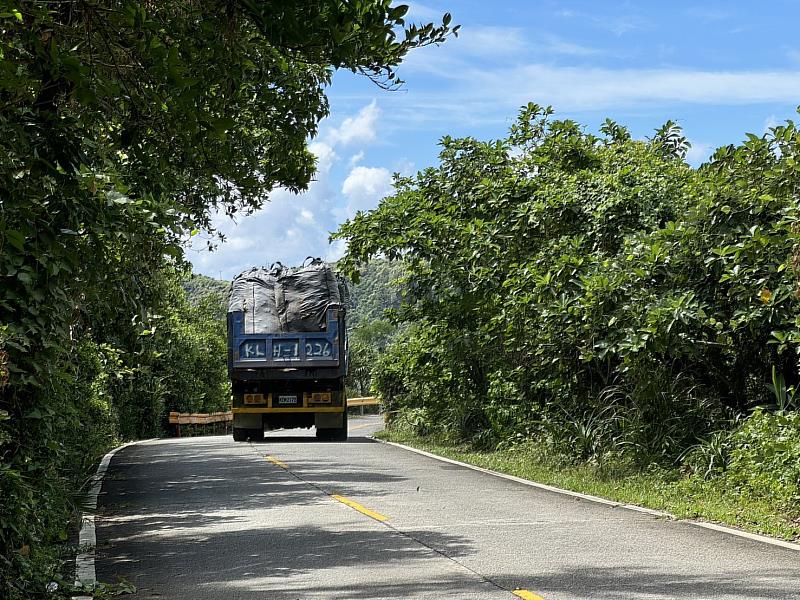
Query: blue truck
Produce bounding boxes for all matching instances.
[227,262,348,441]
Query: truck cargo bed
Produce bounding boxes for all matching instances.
[227,307,346,378]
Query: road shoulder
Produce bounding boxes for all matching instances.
[370,435,800,554]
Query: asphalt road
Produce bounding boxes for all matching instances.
[95,415,800,599]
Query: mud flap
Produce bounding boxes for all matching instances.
[315,412,343,429]
[234,413,262,429]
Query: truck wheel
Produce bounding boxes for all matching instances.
[233,428,263,442]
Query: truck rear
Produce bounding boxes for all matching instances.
[227,261,348,441]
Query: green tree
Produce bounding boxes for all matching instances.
[0,3,457,595]
[335,104,800,456]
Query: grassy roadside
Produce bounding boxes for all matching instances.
[374,429,800,543]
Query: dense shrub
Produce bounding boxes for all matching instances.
[0,339,121,598]
[724,409,800,505]
[0,272,229,598]
[336,105,800,469]
[345,260,406,397]
[685,408,800,506]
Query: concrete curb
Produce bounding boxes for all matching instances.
[72,438,158,598]
[370,437,800,554]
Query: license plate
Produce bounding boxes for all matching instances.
[277,395,298,405]
[244,394,265,404]
[309,392,331,403]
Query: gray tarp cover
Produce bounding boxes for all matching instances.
[228,260,343,333]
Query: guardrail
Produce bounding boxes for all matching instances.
[346,396,380,407]
[347,396,381,415]
[168,411,233,437]
[168,399,381,437]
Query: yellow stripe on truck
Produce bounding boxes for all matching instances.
[232,407,344,414]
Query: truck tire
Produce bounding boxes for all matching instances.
[316,410,348,442]
[233,428,264,442]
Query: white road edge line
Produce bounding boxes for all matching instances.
[370,437,800,553]
[72,438,158,599]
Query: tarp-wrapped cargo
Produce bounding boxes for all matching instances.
[228,267,282,333]
[228,259,343,333]
[276,261,342,332]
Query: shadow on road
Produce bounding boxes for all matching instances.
[99,524,479,598]
[510,565,800,599]
[251,436,376,444]
[96,439,486,598]
[99,442,405,514]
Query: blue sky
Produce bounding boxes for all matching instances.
[189,1,800,280]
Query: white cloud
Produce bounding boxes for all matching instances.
[764,114,779,132]
[553,9,649,36]
[685,7,732,21]
[441,27,603,59]
[308,141,337,174]
[341,166,394,217]
[368,26,800,132]
[324,100,380,147]
[324,238,348,263]
[394,158,415,176]
[380,65,800,128]
[685,139,714,167]
[403,26,604,78]
[298,209,315,224]
[447,26,530,58]
[348,151,365,168]
[188,101,391,278]
[187,185,337,279]
[474,65,800,110]
[540,34,602,57]
[406,2,445,22]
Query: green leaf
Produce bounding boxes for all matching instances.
[5,230,24,251]
[0,10,22,21]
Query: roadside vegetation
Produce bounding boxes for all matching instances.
[336,104,800,541]
[0,3,455,597]
[345,260,406,397]
[375,424,800,541]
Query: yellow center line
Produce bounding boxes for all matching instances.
[331,494,389,522]
[512,590,544,600]
[265,455,288,469]
[349,423,374,432]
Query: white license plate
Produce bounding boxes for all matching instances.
[277,395,298,405]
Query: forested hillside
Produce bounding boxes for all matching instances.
[183,274,230,305]
[335,104,800,537]
[183,274,230,321]
[345,259,405,396]
[347,259,405,329]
